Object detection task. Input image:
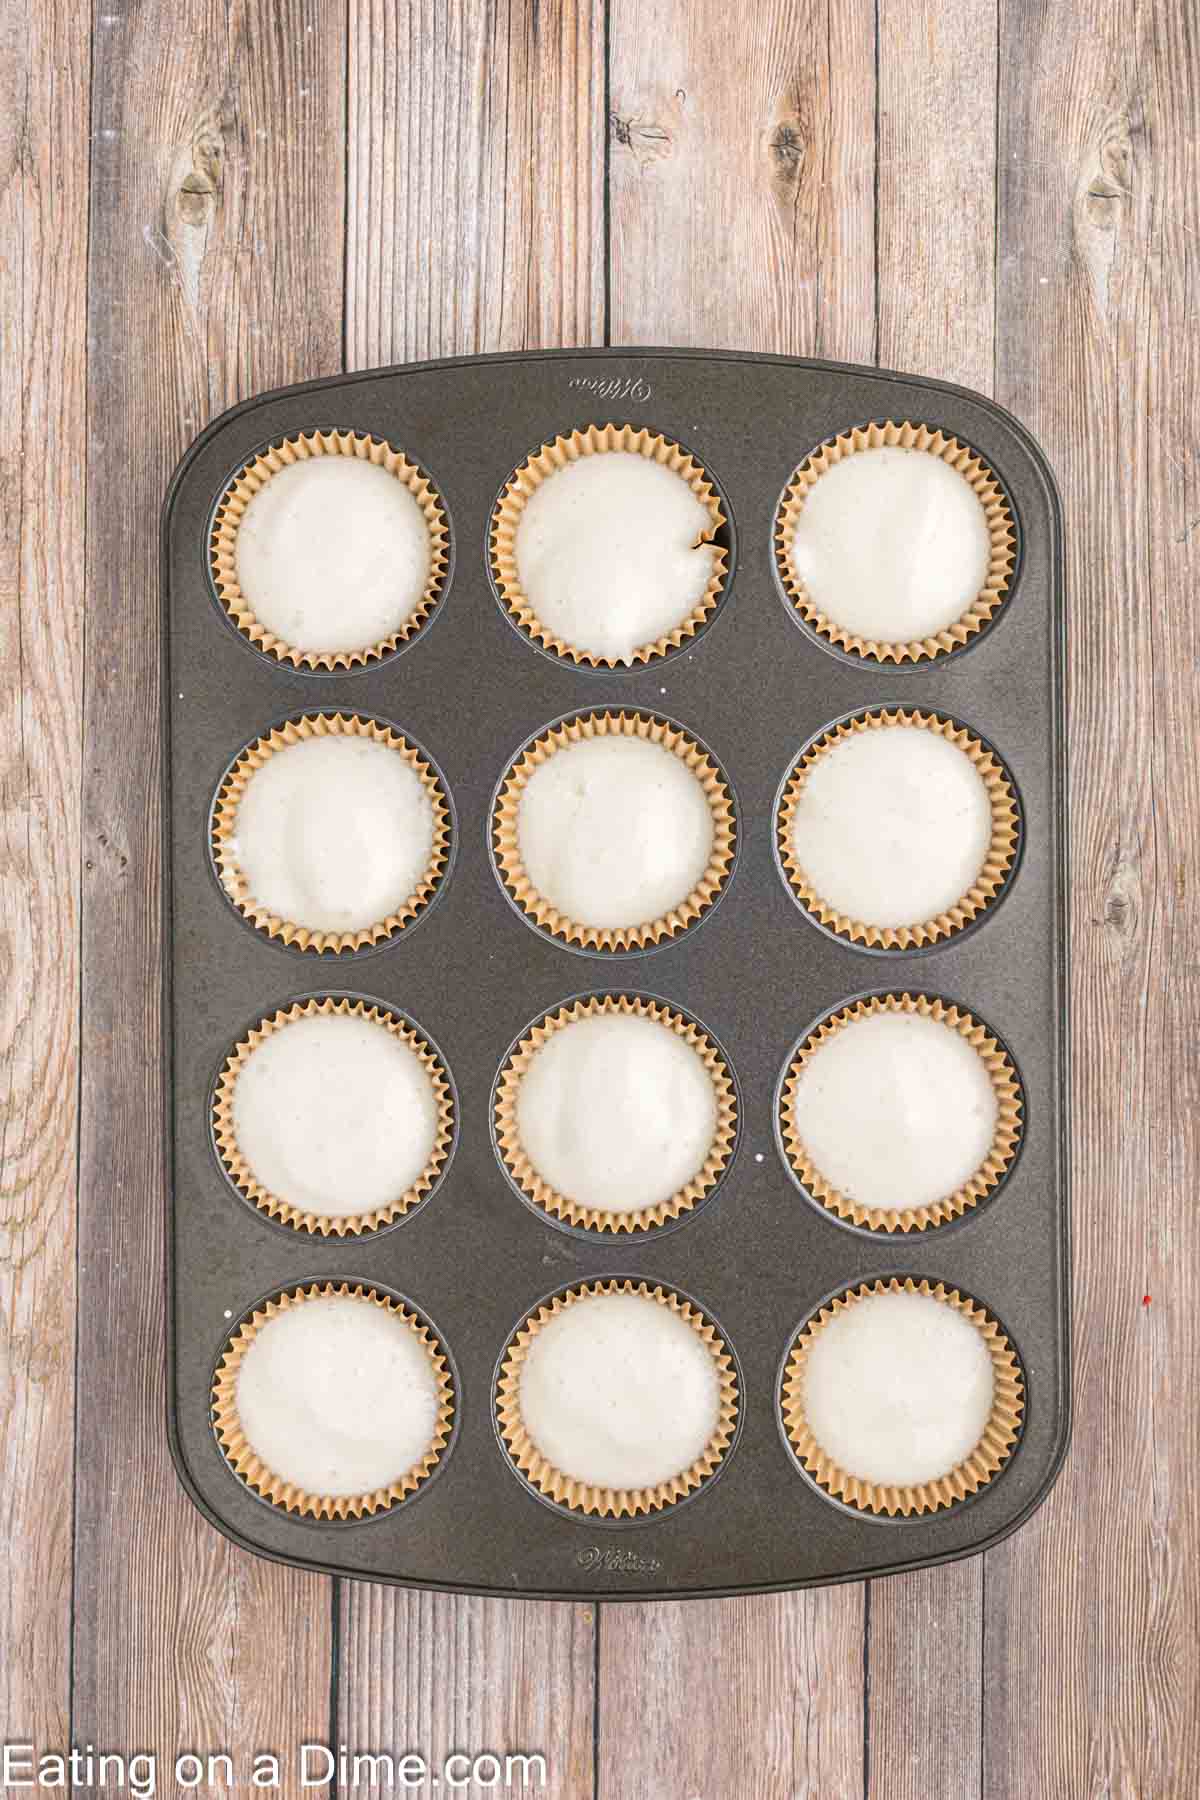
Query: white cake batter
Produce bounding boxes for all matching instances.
[514,453,717,663]
[801,1288,995,1488]
[788,725,993,928]
[235,457,432,653]
[235,1295,441,1497]
[788,446,992,643]
[230,733,435,932]
[515,1011,718,1214]
[790,1010,998,1212]
[518,1291,721,1491]
[233,1012,440,1218]
[517,734,714,931]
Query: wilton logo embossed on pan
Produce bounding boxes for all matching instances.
[576,1546,663,1575]
[567,373,652,402]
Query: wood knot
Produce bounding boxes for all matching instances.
[1099,853,1140,941]
[1081,111,1135,230]
[175,122,223,226]
[767,99,808,206]
[609,111,673,166]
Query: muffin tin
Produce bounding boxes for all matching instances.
[162,347,1069,1598]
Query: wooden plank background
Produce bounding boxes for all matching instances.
[2,0,1197,1795]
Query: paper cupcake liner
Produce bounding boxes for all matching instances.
[492,711,736,951]
[775,421,1016,664]
[209,430,450,671]
[781,1277,1024,1516]
[776,709,1020,950]
[494,995,737,1234]
[780,993,1023,1232]
[496,1279,739,1518]
[212,1282,455,1520]
[489,423,728,668]
[211,712,451,953]
[213,998,455,1236]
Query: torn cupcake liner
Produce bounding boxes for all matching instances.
[213,997,456,1237]
[494,994,738,1234]
[775,420,1017,664]
[779,993,1023,1233]
[209,429,450,671]
[775,708,1020,951]
[212,1281,455,1520]
[781,1277,1024,1517]
[492,711,737,952]
[489,423,729,668]
[210,712,452,954]
[495,1279,739,1518]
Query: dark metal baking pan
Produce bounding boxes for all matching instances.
[161,347,1069,1599]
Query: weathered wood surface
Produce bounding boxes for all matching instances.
[72,3,345,1793]
[337,9,605,1795]
[982,1,1200,1794]
[0,0,88,1761]
[0,1,1196,1795]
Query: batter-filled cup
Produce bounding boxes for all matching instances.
[778,993,1023,1232]
[209,430,449,670]
[212,1282,455,1519]
[490,424,728,668]
[492,711,736,952]
[494,994,737,1234]
[211,712,452,953]
[780,1277,1024,1516]
[775,708,1020,950]
[495,1279,739,1517]
[213,998,455,1236]
[775,421,1016,664]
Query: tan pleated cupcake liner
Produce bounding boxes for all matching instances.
[212,1282,455,1520]
[209,430,450,671]
[775,421,1017,664]
[211,713,451,953]
[494,995,737,1234]
[777,709,1020,950]
[780,993,1023,1232]
[496,1279,739,1518]
[493,711,736,952]
[489,423,728,668]
[213,998,455,1236]
[781,1278,1024,1517]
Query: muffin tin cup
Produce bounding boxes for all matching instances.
[489,422,729,668]
[777,992,1024,1234]
[494,1279,740,1519]
[209,429,450,671]
[211,1281,456,1521]
[210,712,453,954]
[491,709,737,953]
[774,420,1017,665]
[775,707,1022,951]
[779,1277,1025,1518]
[165,347,1068,1599]
[212,997,456,1237]
[493,993,739,1236]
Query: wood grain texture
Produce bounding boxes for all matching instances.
[337,9,604,1796]
[984,1,1200,1794]
[0,0,88,1754]
[601,5,874,1793]
[346,0,605,368]
[599,1590,866,1800]
[340,1591,596,1800]
[876,0,996,393]
[608,0,876,358]
[73,4,345,1790]
[866,5,997,1794]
